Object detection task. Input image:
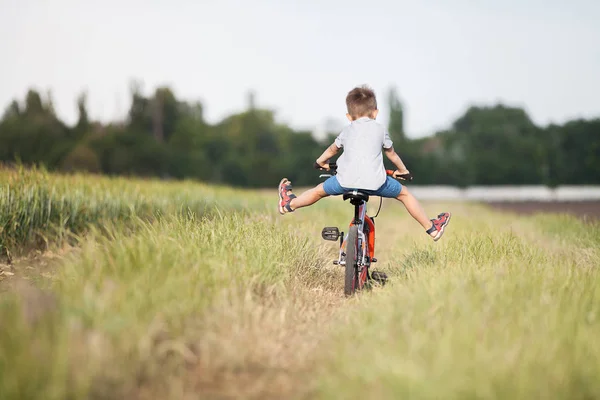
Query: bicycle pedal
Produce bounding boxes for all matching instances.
[321,226,340,241]
[372,258,377,263]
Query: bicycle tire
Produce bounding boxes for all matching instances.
[344,225,359,296]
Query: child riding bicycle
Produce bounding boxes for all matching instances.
[278,85,451,241]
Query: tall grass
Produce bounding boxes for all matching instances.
[0,167,343,399]
[1,167,599,399]
[315,212,600,400]
[1,211,342,399]
[0,166,266,254]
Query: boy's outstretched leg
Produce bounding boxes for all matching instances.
[396,186,451,241]
[278,178,328,215]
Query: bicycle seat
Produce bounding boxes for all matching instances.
[343,190,369,203]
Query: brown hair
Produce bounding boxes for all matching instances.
[345,85,377,119]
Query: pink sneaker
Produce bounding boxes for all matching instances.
[426,212,451,241]
[278,178,297,215]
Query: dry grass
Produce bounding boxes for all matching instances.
[314,204,600,400]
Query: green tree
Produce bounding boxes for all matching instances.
[216,107,283,187]
[387,86,405,144]
[62,143,101,173]
[1,84,598,188]
[127,83,181,143]
[167,104,211,180]
[76,92,90,131]
[550,119,600,184]
[450,105,544,185]
[2,100,20,119]
[0,90,72,168]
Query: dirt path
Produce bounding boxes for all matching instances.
[0,247,72,292]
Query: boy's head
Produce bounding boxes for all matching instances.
[345,85,378,121]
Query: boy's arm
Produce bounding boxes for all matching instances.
[316,143,340,169]
[384,147,410,175]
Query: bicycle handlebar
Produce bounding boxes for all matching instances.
[314,162,337,172]
[385,169,413,182]
[314,162,413,182]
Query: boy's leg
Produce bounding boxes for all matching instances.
[395,185,451,241]
[290,184,328,209]
[396,186,433,229]
[374,177,450,241]
[278,178,329,214]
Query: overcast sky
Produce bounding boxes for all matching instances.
[1,0,599,138]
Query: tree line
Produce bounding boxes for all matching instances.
[1,84,598,188]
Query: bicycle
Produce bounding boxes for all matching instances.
[316,162,413,296]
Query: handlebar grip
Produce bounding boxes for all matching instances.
[400,173,414,182]
[314,162,338,171]
[386,169,414,182]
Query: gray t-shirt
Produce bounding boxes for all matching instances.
[334,117,394,190]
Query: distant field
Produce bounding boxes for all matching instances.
[1,168,599,400]
[487,201,600,222]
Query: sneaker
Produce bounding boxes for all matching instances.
[426,212,451,241]
[278,178,297,215]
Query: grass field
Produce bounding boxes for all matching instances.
[1,167,599,400]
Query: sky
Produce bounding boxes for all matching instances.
[1,0,599,139]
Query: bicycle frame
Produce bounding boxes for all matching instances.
[337,196,376,291]
[317,162,403,295]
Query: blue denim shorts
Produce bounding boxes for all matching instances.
[322,176,402,198]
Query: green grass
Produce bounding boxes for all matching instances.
[0,165,267,254]
[1,168,599,399]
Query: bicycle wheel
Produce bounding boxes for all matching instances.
[344,225,359,296]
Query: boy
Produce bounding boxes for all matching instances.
[277,85,451,241]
